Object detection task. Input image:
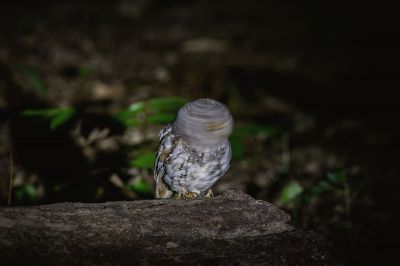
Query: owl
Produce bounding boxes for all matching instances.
[154,98,233,199]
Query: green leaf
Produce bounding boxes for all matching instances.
[115,102,145,126]
[147,97,187,113]
[233,125,280,138]
[327,169,346,184]
[301,170,347,205]
[115,97,186,127]
[302,180,333,204]
[130,152,156,169]
[49,108,76,130]
[78,66,92,78]
[22,107,76,130]
[230,135,244,160]
[16,184,38,203]
[18,67,46,96]
[147,113,176,124]
[126,180,153,196]
[22,109,55,117]
[126,102,146,114]
[278,181,304,205]
[114,112,142,127]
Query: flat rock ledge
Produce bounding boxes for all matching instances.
[0,190,342,266]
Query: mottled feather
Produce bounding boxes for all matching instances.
[154,99,233,199]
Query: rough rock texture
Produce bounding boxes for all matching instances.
[0,190,341,266]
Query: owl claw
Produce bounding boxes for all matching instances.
[184,192,199,200]
[173,191,199,200]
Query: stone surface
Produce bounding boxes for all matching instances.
[0,190,341,265]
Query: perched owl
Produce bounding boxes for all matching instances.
[154,98,233,199]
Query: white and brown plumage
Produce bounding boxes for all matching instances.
[154,98,233,199]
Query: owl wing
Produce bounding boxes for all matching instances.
[154,124,175,198]
[154,148,174,198]
[154,124,173,181]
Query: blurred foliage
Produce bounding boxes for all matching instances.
[230,124,280,160]
[22,107,76,130]
[302,168,348,205]
[125,179,153,198]
[276,168,355,242]
[78,66,92,79]
[230,135,244,160]
[115,97,187,127]
[274,169,350,208]
[16,184,38,204]
[18,66,47,96]
[129,151,156,170]
[277,180,303,206]
[275,168,350,208]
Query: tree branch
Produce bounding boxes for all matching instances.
[0,190,341,265]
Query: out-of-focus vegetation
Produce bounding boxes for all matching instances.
[0,1,397,265]
[115,97,187,127]
[15,96,287,201]
[22,108,76,130]
[230,125,281,160]
[14,97,188,200]
[17,66,46,97]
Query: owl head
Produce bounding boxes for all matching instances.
[173,98,233,147]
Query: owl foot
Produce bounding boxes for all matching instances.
[205,189,213,198]
[173,191,199,200]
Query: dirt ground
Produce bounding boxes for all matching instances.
[1,1,399,265]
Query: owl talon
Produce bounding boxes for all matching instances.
[185,192,199,200]
[173,191,199,200]
[173,192,183,199]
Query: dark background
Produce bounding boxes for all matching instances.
[0,1,399,265]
